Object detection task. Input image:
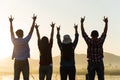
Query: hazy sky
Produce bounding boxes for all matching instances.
[0,0,119,59]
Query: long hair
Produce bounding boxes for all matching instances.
[40,36,49,51]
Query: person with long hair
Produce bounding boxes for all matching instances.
[35,22,55,80]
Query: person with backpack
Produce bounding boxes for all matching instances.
[56,24,79,80]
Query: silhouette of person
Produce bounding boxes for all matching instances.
[56,24,79,80]
[9,14,37,80]
[35,22,55,80]
[81,16,108,80]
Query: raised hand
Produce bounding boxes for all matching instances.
[81,16,85,23]
[9,15,14,37]
[81,16,85,33]
[50,22,55,28]
[103,16,108,23]
[32,14,37,21]
[57,26,60,32]
[103,16,108,33]
[74,24,78,33]
[9,15,14,22]
[35,24,39,29]
[74,24,78,30]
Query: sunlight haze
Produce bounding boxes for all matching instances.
[0,0,119,60]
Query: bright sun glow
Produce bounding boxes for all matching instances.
[0,0,119,61]
[0,24,13,60]
[0,38,13,60]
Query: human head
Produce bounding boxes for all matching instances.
[16,29,24,38]
[91,30,99,38]
[63,34,72,44]
[41,36,49,44]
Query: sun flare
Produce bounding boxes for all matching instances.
[0,30,13,60]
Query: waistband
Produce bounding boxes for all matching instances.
[15,59,28,62]
[88,59,103,63]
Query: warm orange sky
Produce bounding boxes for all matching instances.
[0,0,119,59]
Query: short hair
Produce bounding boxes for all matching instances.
[91,30,99,38]
[16,29,23,38]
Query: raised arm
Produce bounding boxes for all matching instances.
[28,14,37,36]
[73,24,79,48]
[9,15,15,37]
[57,26,60,35]
[81,16,85,33]
[103,16,108,34]
[80,16,91,44]
[50,22,55,41]
[56,26,62,49]
[35,24,40,39]
[74,24,78,34]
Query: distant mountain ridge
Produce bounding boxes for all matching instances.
[53,52,120,66]
[0,52,120,73]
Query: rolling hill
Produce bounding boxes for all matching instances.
[0,52,120,73]
[53,52,120,67]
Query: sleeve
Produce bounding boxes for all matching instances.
[99,32,106,44]
[24,34,31,42]
[82,31,91,45]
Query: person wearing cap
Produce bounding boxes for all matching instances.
[81,16,108,80]
[56,24,79,80]
[9,14,37,80]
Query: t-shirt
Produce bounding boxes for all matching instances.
[11,35,31,60]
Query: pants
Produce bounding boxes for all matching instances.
[14,59,29,80]
[60,66,76,80]
[87,60,104,80]
[39,65,53,80]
